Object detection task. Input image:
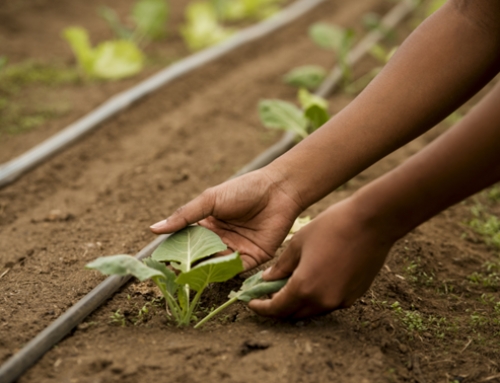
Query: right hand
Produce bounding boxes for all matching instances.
[149,168,304,270]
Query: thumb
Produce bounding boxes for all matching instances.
[262,238,301,281]
[150,189,216,234]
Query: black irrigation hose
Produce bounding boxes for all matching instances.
[0,1,415,382]
[0,0,327,190]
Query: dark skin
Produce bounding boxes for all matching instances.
[151,0,500,318]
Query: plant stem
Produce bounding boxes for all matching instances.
[194,296,238,329]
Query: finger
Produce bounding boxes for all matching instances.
[262,238,301,281]
[248,277,303,318]
[150,189,216,234]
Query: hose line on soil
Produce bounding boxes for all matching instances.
[0,1,415,382]
[0,0,327,190]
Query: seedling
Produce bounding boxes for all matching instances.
[62,0,168,79]
[466,206,500,249]
[210,0,285,22]
[181,2,234,51]
[99,0,169,43]
[283,65,327,90]
[487,184,500,203]
[86,226,287,327]
[110,309,126,327]
[259,88,330,139]
[63,27,144,80]
[308,22,355,86]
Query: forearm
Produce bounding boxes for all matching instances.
[354,80,500,240]
[265,0,500,209]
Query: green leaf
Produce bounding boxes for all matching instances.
[85,255,164,281]
[229,270,288,302]
[309,22,345,51]
[297,88,328,110]
[143,258,178,297]
[63,27,95,74]
[218,0,284,21]
[298,88,329,131]
[92,40,144,79]
[132,0,169,40]
[283,65,326,90]
[175,252,244,291]
[63,27,144,79]
[181,2,234,51]
[152,226,227,273]
[98,6,133,40]
[258,99,309,138]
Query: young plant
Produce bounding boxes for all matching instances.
[283,65,327,90]
[210,0,285,22]
[308,22,355,86]
[466,206,500,249]
[86,225,288,327]
[63,27,144,80]
[181,2,234,51]
[99,0,169,42]
[259,88,330,139]
[194,270,288,328]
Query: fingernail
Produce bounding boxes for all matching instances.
[150,219,167,229]
[262,266,272,277]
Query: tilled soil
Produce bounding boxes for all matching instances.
[1,1,500,382]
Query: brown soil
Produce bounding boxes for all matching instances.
[1,1,500,383]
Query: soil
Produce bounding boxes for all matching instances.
[1,1,500,383]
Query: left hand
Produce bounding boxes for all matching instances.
[248,196,395,319]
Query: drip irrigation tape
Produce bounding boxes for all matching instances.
[0,0,326,190]
[0,1,415,382]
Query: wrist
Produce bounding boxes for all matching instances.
[259,165,307,213]
[349,184,415,243]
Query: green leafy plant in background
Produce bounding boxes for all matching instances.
[259,88,330,139]
[63,27,144,80]
[0,60,79,137]
[283,65,327,90]
[181,2,234,51]
[308,22,355,86]
[466,204,500,249]
[194,270,288,328]
[99,0,169,42]
[86,226,287,327]
[210,0,285,22]
[132,0,169,41]
[63,0,168,80]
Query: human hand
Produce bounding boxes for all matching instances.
[150,168,304,270]
[249,196,396,318]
